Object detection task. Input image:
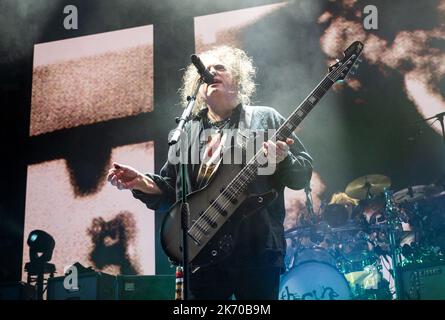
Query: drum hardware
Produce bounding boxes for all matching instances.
[393,182,445,252]
[400,243,444,267]
[327,224,364,233]
[335,231,377,274]
[304,182,317,222]
[393,184,444,204]
[382,188,406,300]
[345,174,391,200]
[282,176,445,300]
[284,226,314,240]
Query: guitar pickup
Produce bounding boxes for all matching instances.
[201,214,217,229]
[212,201,228,216]
[222,190,238,204]
[187,232,201,246]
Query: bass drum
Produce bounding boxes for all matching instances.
[279,248,352,300]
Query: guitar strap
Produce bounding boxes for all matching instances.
[180,119,201,196]
[183,106,254,194]
[236,105,254,149]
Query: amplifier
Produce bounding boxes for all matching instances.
[47,272,116,300]
[399,262,445,300]
[117,275,175,300]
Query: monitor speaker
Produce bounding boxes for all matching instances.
[399,262,445,300]
[117,275,175,300]
[47,272,116,300]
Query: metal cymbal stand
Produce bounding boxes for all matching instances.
[364,180,374,200]
[383,188,402,299]
[304,182,316,223]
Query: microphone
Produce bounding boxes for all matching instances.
[191,54,214,85]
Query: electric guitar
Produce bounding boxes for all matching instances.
[161,41,364,267]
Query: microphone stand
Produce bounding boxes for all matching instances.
[168,77,205,300]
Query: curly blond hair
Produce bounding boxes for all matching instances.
[178,46,256,114]
[329,192,359,206]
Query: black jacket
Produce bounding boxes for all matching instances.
[132,104,313,269]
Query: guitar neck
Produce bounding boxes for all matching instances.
[273,76,334,141]
[225,75,335,197]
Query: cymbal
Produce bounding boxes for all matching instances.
[393,184,444,204]
[345,174,391,200]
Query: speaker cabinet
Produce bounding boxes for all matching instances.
[399,262,445,300]
[117,275,175,300]
[47,272,116,300]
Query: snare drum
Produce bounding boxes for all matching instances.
[279,248,352,300]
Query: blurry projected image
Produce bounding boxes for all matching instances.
[195,2,287,52]
[284,172,326,231]
[319,0,445,134]
[195,0,445,230]
[23,142,156,278]
[30,25,153,136]
[195,2,326,230]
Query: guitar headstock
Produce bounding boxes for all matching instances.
[328,41,364,83]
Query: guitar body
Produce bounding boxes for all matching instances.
[160,40,364,267]
[160,157,277,267]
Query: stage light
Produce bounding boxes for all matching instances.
[24,230,56,300]
[27,230,55,264]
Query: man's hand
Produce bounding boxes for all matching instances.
[262,138,294,164]
[107,162,162,194]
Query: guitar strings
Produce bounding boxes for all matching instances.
[190,75,333,241]
[189,56,357,243]
[191,77,333,241]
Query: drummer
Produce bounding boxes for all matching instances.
[315,192,359,251]
[329,192,359,218]
[356,197,385,225]
[324,192,360,227]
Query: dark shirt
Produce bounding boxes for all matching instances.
[132,104,313,270]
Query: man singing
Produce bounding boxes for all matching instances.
[107,46,312,299]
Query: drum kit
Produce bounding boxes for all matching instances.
[279,174,445,300]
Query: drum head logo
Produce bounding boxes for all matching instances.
[280,285,340,300]
[279,262,352,300]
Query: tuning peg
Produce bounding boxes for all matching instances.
[357,58,363,63]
